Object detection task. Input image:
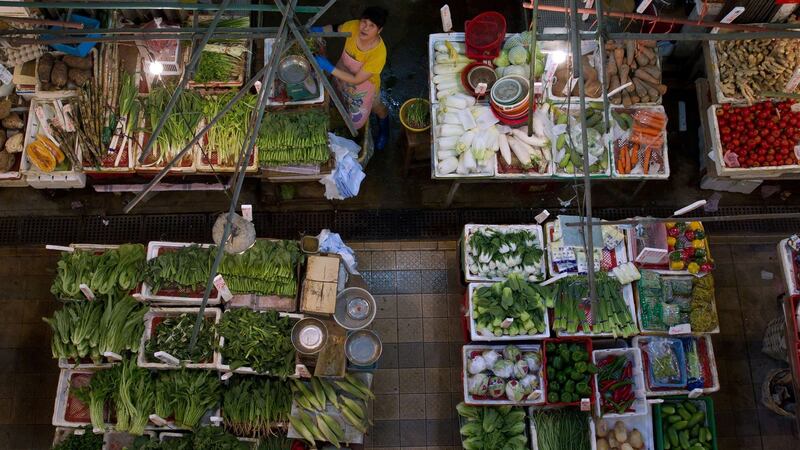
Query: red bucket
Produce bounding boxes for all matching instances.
[465,11,506,60]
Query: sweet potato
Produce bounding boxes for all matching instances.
[37,53,54,84]
[0,99,11,120]
[0,151,13,172]
[62,55,93,70]
[2,113,23,130]
[51,61,68,88]
[634,68,660,85]
[68,68,91,86]
[585,80,602,97]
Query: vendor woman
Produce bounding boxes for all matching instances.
[312,7,390,150]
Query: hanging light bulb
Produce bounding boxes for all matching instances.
[147,61,164,75]
[551,50,567,64]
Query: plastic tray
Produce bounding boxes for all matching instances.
[139,241,221,306]
[52,369,107,428]
[462,224,547,282]
[467,282,550,341]
[551,103,612,178]
[779,239,800,296]
[653,396,718,450]
[633,335,720,396]
[643,337,686,388]
[542,337,594,407]
[137,307,223,370]
[592,348,648,418]
[430,103,495,179]
[193,118,260,173]
[610,105,670,180]
[217,310,304,376]
[545,42,604,104]
[462,343,545,406]
[634,271,721,335]
[590,404,656,450]
[544,221,629,278]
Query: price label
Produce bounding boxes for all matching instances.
[687,388,703,399]
[535,209,550,224]
[636,0,653,14]
[294,364,312,378]
[500,318,514,329]
[668,323,692,335]
[209,416,223,424]
[213,275,234,302]
[580,398,591,411]
[440,5,453,32]
[241,204,253,222]
[149,414,169,426]
[79,284,95,301]
[475,82,487,95]
[46,245,74,252]
[0,64,12,85]
[154,351,180,366]
[103,351,123,361]
[220,372,234,381]
[132,293,144,302]
[785,67,800,93]
[712,7,744,33]
[582,0,594,20]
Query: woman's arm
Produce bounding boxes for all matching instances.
[330,67,373,85]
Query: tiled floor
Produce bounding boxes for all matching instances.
[2,239,800,449]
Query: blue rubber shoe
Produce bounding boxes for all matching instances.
[375,115,390,150]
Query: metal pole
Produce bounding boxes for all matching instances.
[8,31,349,46]
[0,1,321,12]
[305,0,336,27]
[526,0,539,136]
[188,0,296,351]
[0,15,84,28]
[137,0,232,164]
[0,25,350,36]
[568,0,597,304]
[563,212,800,227]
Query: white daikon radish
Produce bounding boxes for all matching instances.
[487,128,500,151]
[438,149,458,160]
[438,125,464,137]
[458,108,477,130]
[438,157,459,174]
[436,78,461,91]
[434,41,466,53]
[441,112,461,125]
[474,107,499,129]
[463,147,477,172]
[498,133,512,165]
[532,107,548,137]
[444,95,469,110]
[452,93,477,107]
[456,152,469,175]
[438,136,459,150]
[511,128,549,147]
[433,73,459,84]
[435,53,472,64]
[456,130,476,154]
[433,63,468,75]
[507,135,532,167]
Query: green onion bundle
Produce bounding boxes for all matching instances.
[257,109,330,166]
[154,369,221,429]
[217,239,303,297]
[200,93,256,166]
[144,86,202,166]
[222,377,292,437]
[195,51,242,84]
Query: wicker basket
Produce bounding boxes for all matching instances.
[762,317,789,362]
[761,368,795,418]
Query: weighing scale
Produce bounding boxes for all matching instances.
[277,55,319,101]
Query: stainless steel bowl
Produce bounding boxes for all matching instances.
[345,329,382,366]
[278,55,311,85]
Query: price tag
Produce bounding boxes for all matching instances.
[241,204,253,222]
[60,103,76,132]
[712,7,744,33]
[154,351,181,366]
[544,59,558,85]
[580,398,591,411]
[785,67,800,93]
[563,76,577,96]
[294,364,312,378]
[79,284,95,301]
[668,323,692,335]
[500,318,514,329]
[788,234,800,251]
[582,0,594,20]
[213,275,234,302]
[687,388,703,399]
[46,245,74,252]
[440,5,453,32]
[475,82,487,95]
[149,414,169,426]
[209,416,223,424]
[220,372,234,381]
[103,351,123,361]
[132,293,144,302]
[535,209,550,224]
[0,64,12,85]
[636,0,653,14]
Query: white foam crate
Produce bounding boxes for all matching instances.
[554,283,638,338]
[529,410,594,450]
[467,282,550,341]
[551,103,612,178]
[545,42,604,104]
[632,335,720,397]
[779,239,800,296]
[634,271,720,335]
[543,221,629,279]
[592,348,648,418]
[139,241,221,306]
[263,38,325,106]
[52,368,106,428]
[217,310,304,376]
[462,344,545,406]
[590,404,656,450]
[707,104,800,178]
[462,224,547,282]
[137,307,222,370]
[609,105,670,180]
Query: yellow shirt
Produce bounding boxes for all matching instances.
[338,20,386,91]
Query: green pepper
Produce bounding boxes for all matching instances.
[546,342,556,353]
[564,380,575,393]
[549,381,560,392]
[570,370,584,381]
[552,356,563,370]
[575,362,587,373]
[559,349,570,361]
[557,373,567,383]
[546,366,556,379]
[576,381,591,396]
[547,392,559,403]
[571,350,586,362]
[561,392,573,403]
[569,344,581,353]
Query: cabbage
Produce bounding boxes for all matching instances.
[513,360,529,379]
[482,350,501,367]
[508,46,529,65]
[488,376,505,398]
[505,380,525,402]
[493,49,510,68]
[503,34,524,50]
[519,374,540,393]
[503,345,522,362]
[524,352,542,372]
[468,355,487,375]
[492,359,514,378]
[468,374,489,395]
[503,64,530,79]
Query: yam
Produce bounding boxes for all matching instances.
[638,45,656,61]
[635,52,650,67]
[2,113,22,130]
[640,65,661,81]
[51,61,68,88]
[621,90,632,107]
[634,68,660,85]
[583,64,599,84]
[637,77,660,98]
[68,68,91,86]
[613,48,624,70]
[37,53,54,84]
[633,78,649,98]
[607,54,618,76]
[585,80,602,97]
[0,130,6,151]
[5,132,22,153]
[62,55,93,70]
[0,99,11,120]
[0,151,13,172]
[626,41,635,66]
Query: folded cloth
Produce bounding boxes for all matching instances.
[317,229,359,275]
[320,133,365,200]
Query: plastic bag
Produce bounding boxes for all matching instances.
[647,337,682,385]
[328,132,360,159]
[615,109,667,175]
[682,337,705,389]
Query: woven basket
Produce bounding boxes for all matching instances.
[761,368,795,418]
[762,316,789,362]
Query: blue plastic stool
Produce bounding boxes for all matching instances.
[45,14,100,57]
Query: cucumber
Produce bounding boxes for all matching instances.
[662,405,676,415]
[668,427,679,447]
[683,401,698,413]
[688,411,705,427]
[678,406,692,420]
[668,414,682,423]
[680,430,690,449]
[690,425,699,437]
[673,420,688,431]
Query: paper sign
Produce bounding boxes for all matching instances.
[712,7,744,33]
[103,351,123,361]
[46,245,74,252]
[0,64,12,85]
[535,209,550,224]
[154,351,181,366]
[440,5,453,32]
[636,0,653,14]
[149,414,169,426]
[475,82,487,95]
[213,275,234,302]
[220,372,233,381]
[785,67,800,93]
[580,398,591,411]
[582,0,594,20]
[669,323,692,335]
[241,204,253,222]
[687,388,704,399]
[79,284,95,301]
[209,416,223,424]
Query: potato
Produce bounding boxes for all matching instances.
[597,438,610,450]
[597,420,609,438]
[2,113,23,130]
[51,61,68,88]
[0,150,13,172]
[68,68,91,86]
[62,55,93,70]
[37,53,55,84]
[608,435,618,448]
[5,133,23,153]
[629,429,644,449]
[614,421,628,443]
[620,444,634,450]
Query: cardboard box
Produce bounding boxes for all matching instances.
[301,280,338,314]
[306,255,340,283]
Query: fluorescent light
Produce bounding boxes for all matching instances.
[147,61,164,75]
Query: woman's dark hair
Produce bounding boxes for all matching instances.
[361,6,388,29]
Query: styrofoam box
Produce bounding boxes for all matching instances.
[634,271,721,335]
[632,335,720,397]
[543,221,629,279]
[551,103,612,178]
[137,307,223,370]
[462,224,547,282]
[22,97,86,189]
[430,103,495,179]
[530,410,594,450]
[592,348,648,418]
[779,239,800,296]
[467,282,550,341]
[545,42,604,104]
[217,311,304,375]
[263,38,325,106]
[194,118,259,173]
[53,368,106,428]
[462,344,545,406]
[591,404,656,450]
[139,241,221,306]
[610,105,671,180]
[707,104,800,178]
[555,282,638,338]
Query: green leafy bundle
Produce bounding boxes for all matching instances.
[144,87,202,166]
[222,377,292,437]
[44,294,147,363]
[531,408,591,450]
[256,435,293,450]
[465,227,544,280]
[114,358,156,435]
[218,309,295,375]
[552,272,636,337]
[471,273,552,338]
[145,313,216,363]
[200,93,256,166]
[257,110,330,166]
[74,368,117,431]
[51,244,147,299]
[129,426,247,450]
[155,369,221,429]
[53,426,103,450]
[144,245,213,293]
[195,51,241,84]
[218,240,303,297]
[457,403,528,450]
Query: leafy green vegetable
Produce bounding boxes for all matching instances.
[200,93,256,166]
[155,369,221,429]
[256,435,293,450]
[51,244,146,299]
[257,109,330,166]
[466,227,544,280]
[114,358,156,435]
[457,403,527,450]
[472,273,551,337]
[195,51,241,84]
[222,377,292,437]
[52,426,103,450]
[144,245,213,293]
[145,313,216,364]
[74,366,118,430]
[531,409,591,450]
[218,240,303,297]
[144,86,202,166]
[552,272,637,337]
[129,426,247,450]
[218,309,296,375]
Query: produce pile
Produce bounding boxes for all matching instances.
[217,239,303,297]
[497,106,553,175]
[142,87,202,167]
[531,408,591,450]
[595,420,647,450]
[257,109,330,166]
[604,40,666,105]
[144,245,212,294]
[596,353,638,415]
[657,399,714,450]
[552,273,637,337]
[289,375,374,447]
[435,94,500,176]
[432,41,472,100]
[144,312,217,364]
[53,427,103,450]
[471,274,551,338]
[45,294,147,363]
[551,53,603,98]
[199,93,256,167]
[51,244,147,299]
[544,340,595,404]
[223,377,292,437]
[553,105,609,175]
[690,275,718,332]
[457,403,528,450]
[154,369,221,429]
[715,100,800,169]
[465,226,545,281]
[466,345,543,403]
[666,222,712,273]
[640,337,685,389]
[37,53,93,91]
[0,97,26,174]
[130,426,248,450]
[193,17,250,85]
[217,309,296,375]
[493,32,546,80]
[715,39,800,102]
[637,271,718,333]
[612,108,667,176]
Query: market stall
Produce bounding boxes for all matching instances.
[46,232,379,449]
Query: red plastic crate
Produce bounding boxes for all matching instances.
[542,337,595,407]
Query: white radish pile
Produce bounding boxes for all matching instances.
[432,41,472,100]
[435,93,502,176]
[496,104,553,174]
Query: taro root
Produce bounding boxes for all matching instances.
[0,99,11,120]
[2,113,23,130]
[68,68,91,86]
[5,133,23,153]
[62,55,93,70]
[37,53,55,84]
[51,61,68,88]
[0,151,14,172]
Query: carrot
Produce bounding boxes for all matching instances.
[643,147,652,174]
[630,143,639,167]
[632,126,662,138]
[617,148,625,174]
